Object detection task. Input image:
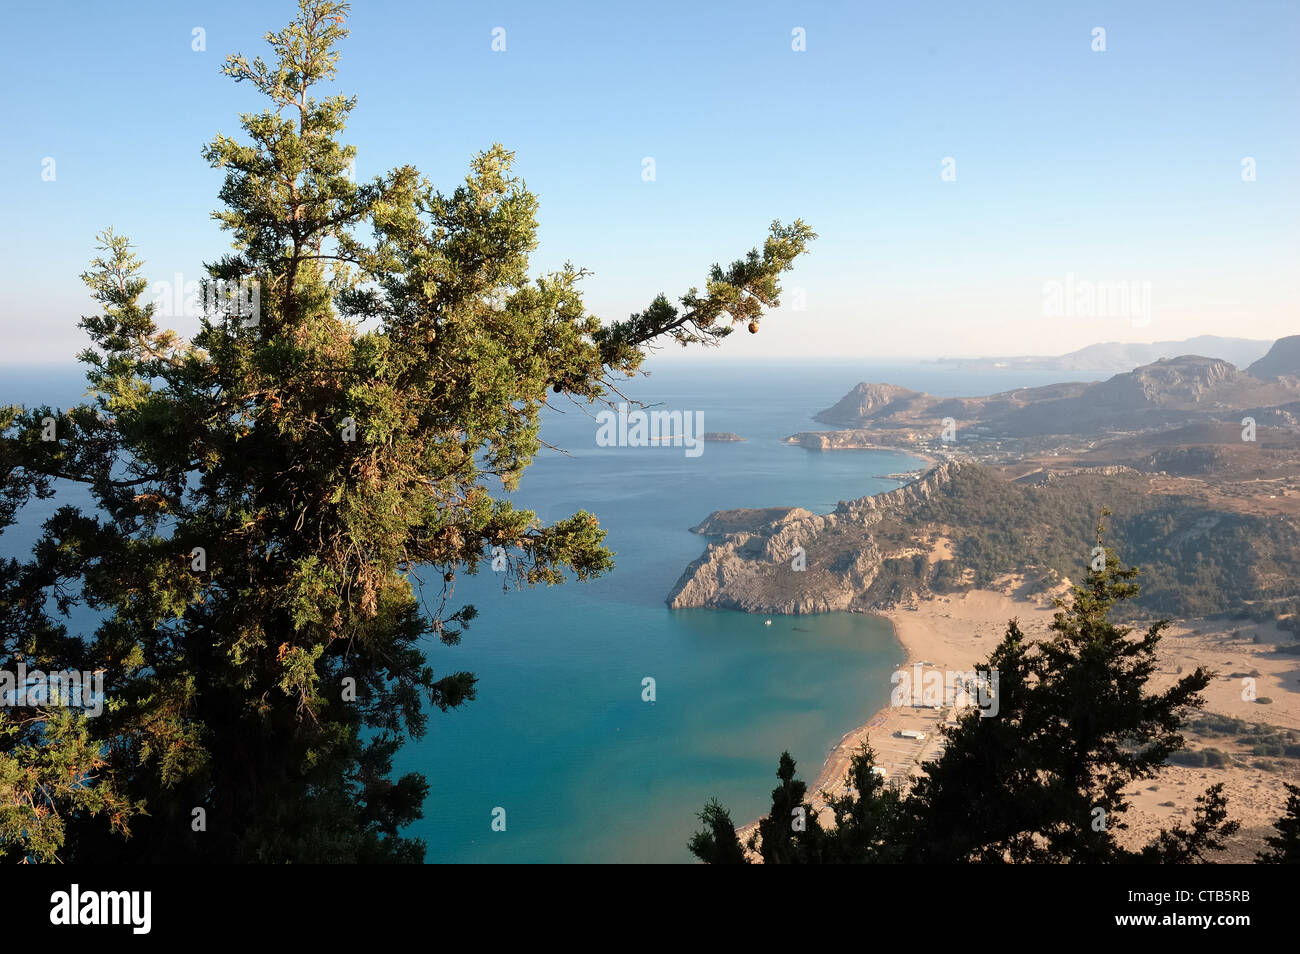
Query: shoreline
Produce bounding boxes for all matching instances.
[800,586,1063,821]
[738,581,1299,859]
[783,435,944,470]
[798,611,942,814]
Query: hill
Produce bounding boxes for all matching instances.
[1248,334,1300,379]
[802,352,1300,441]
[667,462,1300,620]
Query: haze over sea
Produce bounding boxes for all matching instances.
[0,358,1087,862]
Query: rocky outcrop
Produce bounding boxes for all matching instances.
[834,461,964,514]
[812,383,926,427]
[666,463,964,613]
[690,507,808,536]
[1087,355,1237,407]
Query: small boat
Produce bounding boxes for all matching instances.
[764,619,772,626]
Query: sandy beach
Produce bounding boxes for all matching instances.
[795,581,1063,828]
[740,576,1299,860]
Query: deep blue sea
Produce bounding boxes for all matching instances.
[0,358,1087,862]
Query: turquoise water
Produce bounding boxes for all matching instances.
[0,359,1081,862]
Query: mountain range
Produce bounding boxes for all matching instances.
[811,336,1300,441]
[933,335,1273,373]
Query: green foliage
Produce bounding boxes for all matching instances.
[1170,748,1230,768]
[0,0,812,862]
[686,799,749,865]
[1257,784,1300,863]
[689,745,907,864]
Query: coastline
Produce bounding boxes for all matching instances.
[734,585,1055,844]
[739,579,1299,860]
[782,434,945,469]
[802,584,1063,822]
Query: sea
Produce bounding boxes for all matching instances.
[0,358,1085,863]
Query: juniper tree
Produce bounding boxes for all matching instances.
[0,0,813,862]
[689,744,905,864]
[1257,783,1300,863]
[0,410,138,863]
[819,743,907,862]
[751,751,828,863]
[704,750,833,864]
[687,799,749,865]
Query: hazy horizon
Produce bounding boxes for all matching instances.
[0,332,1286,368]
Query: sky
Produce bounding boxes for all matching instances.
[0,0,1296,363]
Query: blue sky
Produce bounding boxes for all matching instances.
[1,0,1296,362]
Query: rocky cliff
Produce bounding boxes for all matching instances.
[666,459,1300,619]
[666,463,965,613]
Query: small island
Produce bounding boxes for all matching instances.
[703,431,746,442]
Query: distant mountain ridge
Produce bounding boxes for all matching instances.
[935,335,1272,373]
[813,344,1300,439]
[1248,335,1300,379]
